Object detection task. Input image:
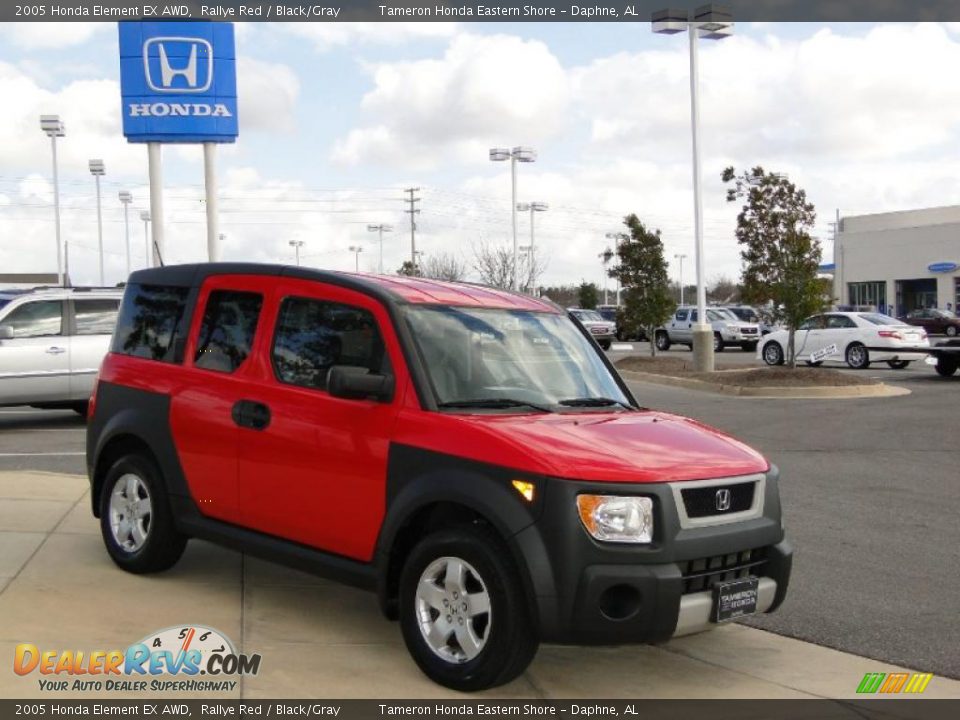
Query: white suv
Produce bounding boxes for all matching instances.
[0,287,122,415]
[656,306,762,353]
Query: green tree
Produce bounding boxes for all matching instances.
[722,166,829,368]
[396,260,418,276]
[577,282,599,309]
[609,214,675,357]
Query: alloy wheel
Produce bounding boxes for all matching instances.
[109,473,152,552]
[415,556,492,664]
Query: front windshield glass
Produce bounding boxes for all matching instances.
[859,313,903,326]
[405,306,630,411]
[572,309,603,322]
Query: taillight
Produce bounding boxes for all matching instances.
[878,330,903,340]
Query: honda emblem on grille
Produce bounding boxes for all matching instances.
[715,488,732,511]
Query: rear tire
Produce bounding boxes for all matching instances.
[947,326,958,337]
[845,343,870,370]
[935,357,958,377]
[655,331,671,352]
[99,454,187,574]
[762,342,784,366]
[399,524,538,691]
[886,360,910,370]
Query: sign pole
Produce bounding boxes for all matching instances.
[147,142,164,267]
[204,142,219,262]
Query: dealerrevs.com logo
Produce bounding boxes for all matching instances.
[13,625,260,693]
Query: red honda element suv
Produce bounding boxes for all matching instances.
[87,264,792,691]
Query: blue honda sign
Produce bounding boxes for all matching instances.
[118,21,238,143]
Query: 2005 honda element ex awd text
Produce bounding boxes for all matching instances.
[87,264,792,691]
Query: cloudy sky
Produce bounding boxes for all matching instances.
[1,20,959,289]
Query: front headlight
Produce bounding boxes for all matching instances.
[576,495,654,543]
[725,324,738,332]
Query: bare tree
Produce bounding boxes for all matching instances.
[421,253,468,282]
[472,242,546,292]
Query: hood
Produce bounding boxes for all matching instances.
[406,410,769,483]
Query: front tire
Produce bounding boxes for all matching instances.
[845,343,870,370]
[935,357,958,377]
[655,331,671,352]
[741,341,758,352]
[762,342,784,366]
[946,326,958,337]
[71,402,89,417]
[99,454,187,574]
[599,340,612,351]
[399,525,538,691]
[713,333,724,352]
[886,360,910,370]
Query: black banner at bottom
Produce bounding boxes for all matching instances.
[2,700,959,720]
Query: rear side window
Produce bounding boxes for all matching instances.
[272,296,386,391]
[194,290,263,373]
[75,298,120,336]
[1,300,63,338]
[112,284,189,363]
[826,315,856,329]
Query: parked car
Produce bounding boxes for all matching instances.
[901,308,960,337]
[0,286,122,415]
[722,305,777,335]
[758,312,930,369]
[568,307,615,350]
[656,306,762,352]
[88,264,792,691]
[596,304,648,342]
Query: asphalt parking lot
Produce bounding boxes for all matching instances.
[1,348,957,683]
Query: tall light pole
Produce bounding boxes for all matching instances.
[653,4,733,372]
[605,231,624,306]
[490,146,537,291]
[88,159,105,285]
[674,253,688,304]
[348,245,364,273]
[366,224,392,274]
[516,201,548,294]
[40,115,65,286]
[289,239,304,266]
[140,210,151,268]
[118,191,132,279]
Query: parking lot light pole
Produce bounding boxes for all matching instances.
[653,4,732,372]
[140,210,151,268]
[40,115,65,286]
[89,159,106,285]
[348,245,363,272]
[490,147,537,291]
[605,231,625,306]
[288,239,304,266]
[367,224,392,274]
[674,253,688,304]
[118,191,132,279]
[516,201,548,294]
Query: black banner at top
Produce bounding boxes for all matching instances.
[7,0,960,23]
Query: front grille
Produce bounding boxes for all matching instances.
[681,481,755,518]
[681,547,768,594]
[742,327,758,335]
[590,327,605,334]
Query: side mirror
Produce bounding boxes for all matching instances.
[327,365,394,403]
[0,325,13,340]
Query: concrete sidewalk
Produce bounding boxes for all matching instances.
[1,471,958,700]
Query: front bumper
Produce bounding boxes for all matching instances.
[722,330,761,343]
[509,468,792,645]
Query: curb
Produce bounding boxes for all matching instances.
[618,370,911,399]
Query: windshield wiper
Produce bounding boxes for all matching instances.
[437,398,554,413]
[558,397,635,410]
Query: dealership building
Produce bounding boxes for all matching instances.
[832,205,960,316]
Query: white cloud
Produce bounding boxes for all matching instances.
[282,22,458,50]
[0,22,110,49]
[332,33,571,169]
[237,57,300,133]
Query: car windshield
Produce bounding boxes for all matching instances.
[706,309,731,322]
[858,313,905,326]
[572,310,603,322]
[405,306,631,411]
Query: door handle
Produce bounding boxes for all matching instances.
[45,346,66,354]
[231,400,271,431]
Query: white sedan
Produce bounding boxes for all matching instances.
[757,312,930,370]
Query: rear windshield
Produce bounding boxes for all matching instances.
[858,313,902,326]
[112,283,190,363]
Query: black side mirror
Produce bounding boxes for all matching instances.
[327,365,394,403]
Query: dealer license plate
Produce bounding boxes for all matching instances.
[713,577,759,622]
